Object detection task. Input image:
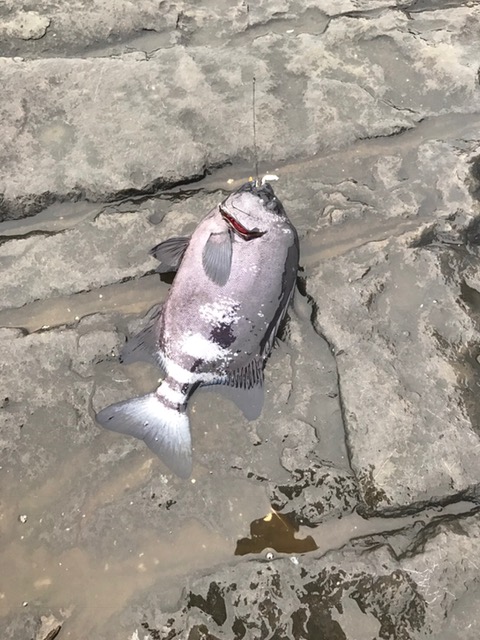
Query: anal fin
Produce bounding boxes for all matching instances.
[214,382,264,421]
[200,360,265,421]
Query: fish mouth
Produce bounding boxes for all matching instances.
[238,181,286,216]
[219,204,266,241]
[238,181,276,203]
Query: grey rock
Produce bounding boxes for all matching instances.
[307,211,480,513]
[269,460,360,525]
[316,0,412,13]
[0,0,176,55]
[401,508,480,638]
[0,211,156,310]
[0,0,411,56]
[264,300,361,525]
[36,614,62,640]
[0,326,104,474]
[2,6,479,219]
[3,610,39,640]
[0,11,50,41]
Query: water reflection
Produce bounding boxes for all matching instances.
[235,510,318,556]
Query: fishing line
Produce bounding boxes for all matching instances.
[252,75,259,186]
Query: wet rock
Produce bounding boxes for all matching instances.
[294,130,480,517]
[4,611,63,640]
[3,610,39,640]
[0,0,400,57]
[401,508,480,638]
[0,0,175,56]
[269,459,360,525]
[0,326,106,477]
[36,614,62,640]
[258,297,360,525]
[0,212,153,309]
[317,0,410,13]
[0,318,273,554]
[0,0,246,56]
[0,190,212,310]
[127,508,480,639]
[73,330,120,377]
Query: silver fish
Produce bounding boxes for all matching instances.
[96,182,299,477]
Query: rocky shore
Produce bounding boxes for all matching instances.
[1,1,480,638]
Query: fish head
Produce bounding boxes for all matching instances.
[219,181,286,240]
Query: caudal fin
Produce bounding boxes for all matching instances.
[96,393,192,478]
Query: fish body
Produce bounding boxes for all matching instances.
[96,182,299,477]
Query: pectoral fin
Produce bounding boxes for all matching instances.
[202,231,233,286]
[150,236,190,273]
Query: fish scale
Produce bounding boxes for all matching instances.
[96,182,299,477]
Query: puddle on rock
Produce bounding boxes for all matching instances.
[0,520,229,637]
[235,510,318,556]
[0,275,167,333]
[235,500,478,562]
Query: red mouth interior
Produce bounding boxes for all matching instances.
[220,207,265,240]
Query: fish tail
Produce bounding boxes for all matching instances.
[96,385,192,478]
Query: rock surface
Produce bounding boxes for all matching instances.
[1,1,480,639]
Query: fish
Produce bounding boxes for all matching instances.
[96,181,299,478]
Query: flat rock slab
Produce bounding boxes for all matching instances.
[0,193,214,311]
[295,128,480,514]
[0,211,157,311]
[0,1,424,56]
[307,222,480,512]
[2,6,480,218]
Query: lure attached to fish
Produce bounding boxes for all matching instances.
[96,181,299,477]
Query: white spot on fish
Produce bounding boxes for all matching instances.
[181,332,230,361]
[157,384,186,406]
